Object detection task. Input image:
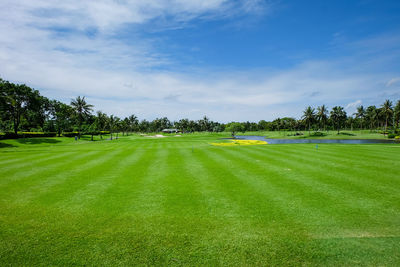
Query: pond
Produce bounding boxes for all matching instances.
[233,135,400,144]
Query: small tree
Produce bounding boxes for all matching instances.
[226,122,244,137]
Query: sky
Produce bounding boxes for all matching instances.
[1,0,400,122]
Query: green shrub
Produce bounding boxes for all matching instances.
[387,133,395,139]
[310,131,326,137]
[0,132,56,139]
[62,132,79,137]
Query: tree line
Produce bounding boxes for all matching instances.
[1,78,399,138]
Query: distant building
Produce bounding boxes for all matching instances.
[161,129,180,133]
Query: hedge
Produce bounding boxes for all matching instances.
[62,131,110,137]
[0,132,57,139]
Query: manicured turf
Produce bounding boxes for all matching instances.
[0,134,399,265]
[244,130,391,139]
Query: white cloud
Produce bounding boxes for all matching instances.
[0,1,399,122]
[386,77,400,87]
[345,100,362,116]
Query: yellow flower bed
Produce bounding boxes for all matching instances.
[211,139,267,146]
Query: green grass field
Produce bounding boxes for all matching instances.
[243,130,392,139]
[1,134,400,266]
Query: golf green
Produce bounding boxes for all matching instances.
[0,134,399,265]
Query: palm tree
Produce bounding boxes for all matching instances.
[330,106,347,134]
[128,115,138,134]
[302,106,315,135]
[394,100,400,130]
[380,99,393,134]
[70,96,93,138]
[366,105,377,131]
[96,111,107,139]
[108,115,117,140]
[316,105,328,131]
[354,105,365,131]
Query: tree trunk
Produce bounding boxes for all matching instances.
[385,116,388,134]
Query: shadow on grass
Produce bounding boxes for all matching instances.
[15,138,62,145]
[0,142,16,148]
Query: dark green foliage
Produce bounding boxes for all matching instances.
[62,132,79,137]
[0,78,399,138]
[310,131,326,137]
[0,132,56,139]
[330,106,347,134]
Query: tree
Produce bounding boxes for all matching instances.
[302,106,316,135]
[198,116,211,132]
[225,122,244,137]
[49,100,73,136]
[394,100,400,130]
[330,106,347,134]
[365,105,378,131]
[316,105,328,131]
[128,115,138,133]
[354,105,365,131]
[70,96,93,138]
[108,115,118,140]
[0,80,44,134]
[95,111,108,139]
[380,99,393,134]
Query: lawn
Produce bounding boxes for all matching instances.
[243,130,391,139]
[0,134,399,266]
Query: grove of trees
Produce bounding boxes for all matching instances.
[1,78,400,138]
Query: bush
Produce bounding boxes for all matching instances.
[62,131,110,137]
[310,131,325,137]
[0,132,56,139]
[62,132,79,137]
[388,133,395,139]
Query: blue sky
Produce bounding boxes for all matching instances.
[1,0,400,122]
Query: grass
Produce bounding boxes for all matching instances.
[0,133,399,266]
[243,130,390,139]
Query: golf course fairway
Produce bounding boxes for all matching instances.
[0,134,399,265]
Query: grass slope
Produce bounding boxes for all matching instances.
[0,134,399,266]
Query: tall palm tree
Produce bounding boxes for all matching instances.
[380,99,393,134]
[70,96,93,138]
[302,106,316,135]
[316,105,328,131]
[354,105,365,131]
[366,106,378,131]
[394,100,400,130]
[330,106,347,134]
[108,115,116,140]
[128,114,138,133]
[96,111,107,139]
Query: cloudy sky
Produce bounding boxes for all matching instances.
[1,0,400,122]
